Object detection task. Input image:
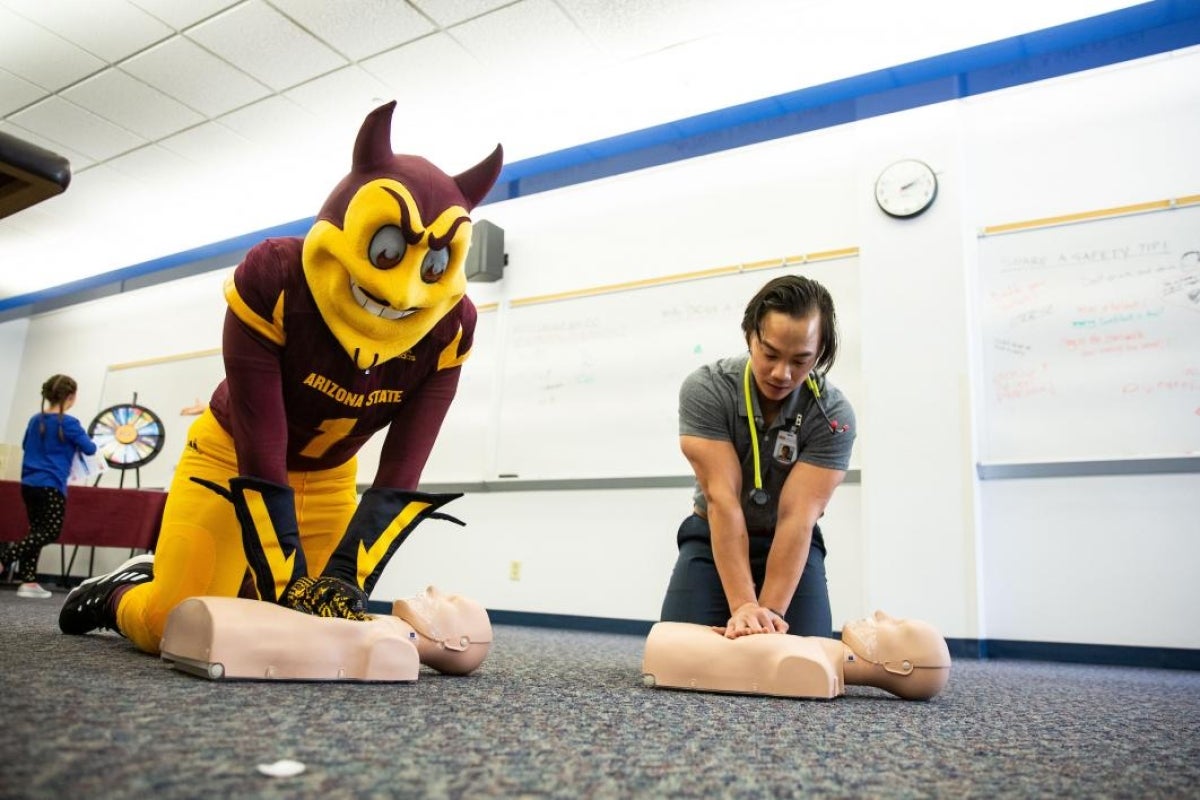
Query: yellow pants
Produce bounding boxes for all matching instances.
[118,409,358,654]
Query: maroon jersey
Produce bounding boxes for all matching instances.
[208,237,474,489]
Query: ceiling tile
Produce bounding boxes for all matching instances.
[449,0,600,80]
[217,95,319,146]
[62,69,206,141]
[284,65,394,122]
[72,161,156,200]
[0,216,41,247]
[0,232,42,296]
[1,0,173,62]
[186,0,347,91]
[361,33,485,108]
[410,0,511,28]
[269,0,435,61]
[0,68,45,116]
[104,143,195,185]
[215,98,336,198]
[0,5,106,91]
[126,0,241,30]
[122,36,271,117]
[157,120,251,165]
[555,0,731,58]
[8,97,145,161]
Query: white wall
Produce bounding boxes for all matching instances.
[3,269,232,447]
[0,317,30,441]
[0,317,30,479]
[4,46,1198,649]
[962,50,1200,650]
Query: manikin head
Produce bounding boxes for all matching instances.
[391,586,493,675]
[840,610,952,700]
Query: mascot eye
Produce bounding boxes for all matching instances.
[368,226,407,270]
[421,247,450,283]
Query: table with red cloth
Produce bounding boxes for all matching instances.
[1,479,166,581]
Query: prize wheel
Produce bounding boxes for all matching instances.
[89,403,165,470]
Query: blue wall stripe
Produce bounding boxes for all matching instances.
[3,0,1198,316]
[0,217,312,313]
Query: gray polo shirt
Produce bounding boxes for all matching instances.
[679,354,856,532]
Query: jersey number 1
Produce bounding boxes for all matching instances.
[299,418,356,459]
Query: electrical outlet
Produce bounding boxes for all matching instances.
[509,561,521,581]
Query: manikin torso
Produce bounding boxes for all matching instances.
[159,586,492,681]
[642,611,951,701]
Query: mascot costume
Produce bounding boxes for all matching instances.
[59,102,504,669]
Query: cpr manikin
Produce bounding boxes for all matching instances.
[642,610,951,700]
[159,585,492,682]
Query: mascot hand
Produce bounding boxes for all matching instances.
[322,488,464,596]
[191,475,306,604]
[281,575,370,621]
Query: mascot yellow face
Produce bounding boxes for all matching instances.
[303,101,503,370]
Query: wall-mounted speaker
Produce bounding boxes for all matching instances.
[465,219,505,282]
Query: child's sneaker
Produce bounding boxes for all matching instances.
[16,582,52,599]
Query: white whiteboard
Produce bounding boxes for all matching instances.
[97,351,224,489]
[493,258,862,480]
[977,203,1200,463]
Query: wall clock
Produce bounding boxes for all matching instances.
[874,159,938,219]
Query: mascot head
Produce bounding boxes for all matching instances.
[303,101,503,370]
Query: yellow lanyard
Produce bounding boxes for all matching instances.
[744,362,824,503]
[743,360,765,498]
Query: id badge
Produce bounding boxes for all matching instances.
[773,430,798,465]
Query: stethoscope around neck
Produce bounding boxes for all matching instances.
[743,360,849,506]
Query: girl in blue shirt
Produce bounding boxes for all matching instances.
[1,375,97,599]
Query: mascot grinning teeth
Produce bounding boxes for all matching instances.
[303,100,503,371]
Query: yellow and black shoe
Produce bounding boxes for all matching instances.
[282,576,370,621]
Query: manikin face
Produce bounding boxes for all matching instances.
[393,585,492,651]
[747,311,823,403]
[840,610,952,671]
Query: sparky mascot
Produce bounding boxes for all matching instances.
[59,102,503,654]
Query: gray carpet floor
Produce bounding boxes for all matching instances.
[2,586,1198,799]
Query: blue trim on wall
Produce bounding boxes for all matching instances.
[3,1,1198,316]
[487,609,655,637]
[981,638,1200,671]
[0,217,312,314]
